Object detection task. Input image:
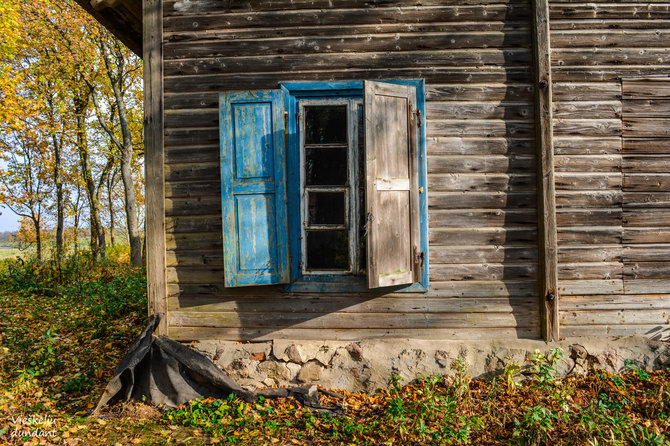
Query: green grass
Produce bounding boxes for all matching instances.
[0,246,26,259]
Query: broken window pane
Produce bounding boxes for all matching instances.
[308,192,346,225]
[305,147,347,186]
[304,105,347,144]
[306,230,349,270]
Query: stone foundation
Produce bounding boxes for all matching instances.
[192,337,670,393]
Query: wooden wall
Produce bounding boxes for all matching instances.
[550,1,670,339]
[161,0,542,341]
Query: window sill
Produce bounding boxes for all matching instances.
[285,276,428,293]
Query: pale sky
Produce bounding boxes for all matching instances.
[0,205,20,232]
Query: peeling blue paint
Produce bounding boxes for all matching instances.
[220,90,289,287]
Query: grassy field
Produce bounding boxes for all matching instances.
[0,247,27,260]
[0,257,668,445]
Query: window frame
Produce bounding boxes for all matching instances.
[281,80,429,293]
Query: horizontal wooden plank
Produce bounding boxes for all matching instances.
[561,294,670,311]
[428,280,538,297]
[558,245,622,263]
[430,263,537,281]
[552,48,670,67]
[168,295,540,314]
[624,244,670,261]
[430,209,538,228]
[551,19,670,31]
[555,173,622,190]
[554,154,621,172]
[430,245,538,264]
[426,101,532,120]
[554,137,621,155]
[165,32,532,60]
[427,155,535,174]
[560,309,669,326]
[622,99,670,117]
[551,30,670,48]
[429,192,535,209]
[166,232,222,251]
[550,4,670,21]
[622,80,670,99]
[427,173,536,192]
[164,21,532,44]
[165,109,218,128]
[167,249,223,267]
[168,326,542,342]
[163,68,534,93]
[163,0,528,16]
[558,227,622,244]
[623,173,670,191]
[624,262,670,280]
[428,120,534,138]
[623,228,670,244]
[625,279,670,294]
[168,310,539,329]
[165,128,219,147]
[623,118,670,138]
[560,324,670,340]
[552,67,670,83]
[426,84,533,102]
[165,162,219,182]
[623,192,670,208]
[166,180,221,199]
[623,138,670,154]
[166,216,221,234]
[165,196,221,217]
[164,5,531,32]
[166,146,219,164]
[558,279,624,295]
[556,191,622,208]
[430,228,538,246]
[552,82,621,102]
[553,119,622,137]
[552,101,621,119]
[624,209,670,227]
[558,262,622,280]
[556,209,622,226]
[164,49,533,76]
[427,137,535,156]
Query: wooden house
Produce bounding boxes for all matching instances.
[79,0,670,343]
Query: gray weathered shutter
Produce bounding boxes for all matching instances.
[364,81,420,288]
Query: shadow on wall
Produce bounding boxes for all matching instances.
[501,0,542,339]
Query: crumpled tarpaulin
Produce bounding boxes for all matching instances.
[93,314,343,414]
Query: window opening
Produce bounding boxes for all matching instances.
[299,99,365,275]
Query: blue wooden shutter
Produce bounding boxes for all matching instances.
[220,90,288,287]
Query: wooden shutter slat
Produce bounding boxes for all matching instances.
[365,81,420,288]
[220,90,289,287]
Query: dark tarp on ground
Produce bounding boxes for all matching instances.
[93,314,343,414]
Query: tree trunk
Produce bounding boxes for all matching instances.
[108,170,116,246]
[32,217,42,261]
[47,95,64,263]
[73,91,106,260]
[99,40,142,266]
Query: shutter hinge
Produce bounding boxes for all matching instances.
[413,246,425,267]
[284,111,288,128]
[362,212,373,237]
[415,109,422,129]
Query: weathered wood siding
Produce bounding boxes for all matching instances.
[551,1,670,339]
[162,0,542,340]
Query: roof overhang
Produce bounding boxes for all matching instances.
[74,0,143,57]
